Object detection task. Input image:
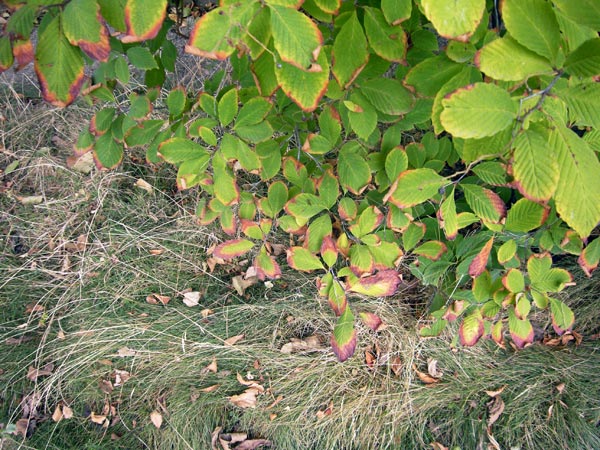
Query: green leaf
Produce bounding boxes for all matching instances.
[503,269,525,293]
[126,46,158,70]
[63,0,110,62]
[455,128,512,163]
[512,130,559,202]
[414,241,447,261]
[337,144,371,195]
[550,124,600,238]
[346,95,378,141]
[459,310,484,346]
[266,181,288,217]
[578,238,600,277]
[565,38,600,77]
[508,307,534,348]
[350,206,383,238]
[34,15,85,107]
[6,4,37,38]
[167,87,186,117]
[218,88,238,127]
[349,244,374,275]
[158,138,208,164]
[122,0,166,42]
[528,253,573,293]
[501,0,561,64]
[472,161,507,186]
[549,298,575,335]
[269,5,322,70]
[213,239,254,260]
[505,198,548,233]
[320,235,338,268]
[254,246,281,280]
[497,240,517,265]
[177,156,211,190]
[285,193,327,226]
[331,306,356,362]
[385,168,445,209]
[306,214,332,253]
[286,246,325,271]
[419,319,448,337]
[552,0,600,29]
[235,98,272,128]
[446,41,476,63]
[404,55,463,98]
[558,82,600,129]
[381,0,411,25]
[475,35,554,81]
[93,133,123,169]
[402,222,425,252]
[276,50,329,111]
[0,36,14,72]
[213,164,240,206]
[332,11,369,88]
[385,147,408,182]
[363,7,407,63]
[441,83,517,139]
[359,78,413,115]
[313,0,340,14]
[125,119,165,147]
[421,0,485,42]
[462,184,506,223]
[440,187,458,240]
[97,0,126,31]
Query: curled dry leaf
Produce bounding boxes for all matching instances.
[316,400,334,420]
[219,432,247,450]
[201,308,214,318]
[485,385,507,398]
[182,291,201,307]
[200,384,220,393]
[99,379,114,394]
[236,372,265,392]
[390,356,402,376]
[224,334,244,346]
[52,405,64,422]
[236,439,273,449]
[149,249,164,255]
[280,335,323,353]
[17,195,44,205]
[202,357,218,374]
[90,412,109,427]
[150,410,163,429]
[427,358,444,378]
[487,395,505,428]
[114,369,130,386]
[229,387,260,409]
[134,178,153,193]
[62,404,73,419]
[232,275,258,295]
[556,382,565,394]
[146,294,170,305]
[27,363,54,381]
[266,395,284,410]
[413,364,441,385]
[117,347,137,357]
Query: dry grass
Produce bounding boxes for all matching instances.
[1,82,599,450]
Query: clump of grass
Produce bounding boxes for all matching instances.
[1,85,599,450]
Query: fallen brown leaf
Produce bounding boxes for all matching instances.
[135,178,153,193]
[182,291,201,307]
[202,357,218,374]
[27,363,54,381]
[485,386,507,398]
[25,303,44,314]
[17,195,44,205]
[427,359,443,378]
[117,347,137,357]
[200,384,220,393]
[211,426,223,450]
[90,412,108,427]
[316,401,333,419]
[15,418,30,437]
[5,336,33,345]
[413,364,440,385]
[556,382,565,394]
[201,308,214,318]
[236,439,273,449]
[280,335,322,354]
[390,356,402,376]
[62,405,73,419]
[229,388,260,409]
[99,379,114,394]
[52,405,63,422]
[487,395,505,428]
[232,275,258,295]
[114,369,130,386]
[430,443,449,450]
[149,249,164,255]
[266,395,284,410]
[150,410,163,429]
[219,432,247,450]
[224,334,244,346]
[146,294,170,305]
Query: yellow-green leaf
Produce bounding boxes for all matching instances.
[421,0,485,42]
[276,50,329,111]
[286,246,325,272]
[213,239,255,260]
[332,11,368,88]
[123,0,167,43]
[331,306,356,362]
[384,168,445,209]
[62,0,110,62]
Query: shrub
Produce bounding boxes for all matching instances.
[2,0,599,360]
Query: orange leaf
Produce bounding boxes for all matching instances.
[468,237,494,277]
[224,334,244,346]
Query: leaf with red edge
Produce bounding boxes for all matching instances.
[439,187,458,240]
[459,310,484,346]
[286,247,325,272]
[35,16,85,107]
[332,10,369,88]
[122,0,167,43]
[359,312,384,332]
[328,279,347,316]
[549,298,575,335]
[0,36,14,73]
[331,307,357,362]
[63,0,110,62]
[254,246,281,280]
[491,320,504,347]
[578,238,600,277]
[413,241,447,260]
[13,39,33,70]
[384,169,445,209]
[461,184,506,223]
[213,239,255,260]
[320,235,338,268]
[508,307,534,348]
[347,270,401,297]
[468,236,494,277]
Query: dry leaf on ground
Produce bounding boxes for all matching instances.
[487,395,505,428]
[224,334,244,346]
[427,359,444,378]
[202,357,218,374]
[232,275,258,295]
[413,364,441,384]
[182,291,201,307]
[150,410,163,429]
[229,388,260,409]
[146,294,170,305]
[135,178,153,193]
[27,364,54,381]
[116,347,137,357]
[280,335,322,353]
